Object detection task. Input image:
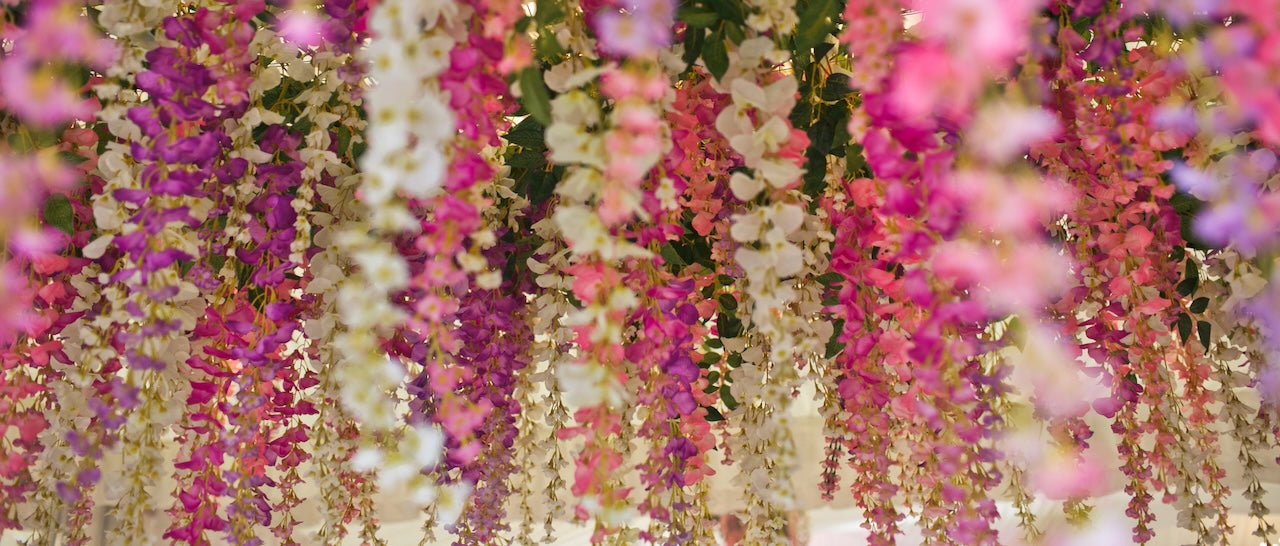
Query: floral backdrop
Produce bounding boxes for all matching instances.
[1,0,1280,544]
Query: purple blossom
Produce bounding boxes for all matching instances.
[126,107,165,138]
[663,437,697,460]
[154,133,224,168]
[1173,151,1280,255]
[664,354,699,384]
[76,467,100,487]
[1170,163,1220,200]
[141,248,193,271]
[669,391,697,415]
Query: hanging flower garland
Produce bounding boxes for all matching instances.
[2,1,1280,545]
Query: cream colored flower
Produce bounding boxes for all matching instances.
[730,171,766,201]
[730,76,797,118]
[546,124,607,169]
[729,116,790,166]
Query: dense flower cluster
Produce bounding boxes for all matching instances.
[3,1,1280,545]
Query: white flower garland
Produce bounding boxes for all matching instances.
[514,227,578,541]
[713,31,812,543]
[332,0,460,531]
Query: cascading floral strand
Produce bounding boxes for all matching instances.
[4,1,1280,545]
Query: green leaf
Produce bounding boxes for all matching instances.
[724,21,746,44]
[794,0,838,52]
[827,105,853,153]
[1189,297,1209,314]
[845,143,870,177]
[678,5,720,27]
[1197,320,1212,353]
[801,104,840,196]
[704,406,725,421]
[719,315,742,338]
[707,370,721,384]
[802,152,826,197]
[1176,259,1199,297]
[820,73,854,101]
[703,29,729,80]
[335,126,353,157]
[290,118,313,137]
[691,237,715,268]
[792,47,812,74]
[726,352,742,368]
[717,293,738,311]
[790,98,814,132]
[515,14,533,33]
[682,25,706,68]
[824,318,846,358]
[673,241,698,267]
[43,194,74,235]
[660,243,687,267]
[505,116,547,150]
[1176,313,1192,343]
[534,31,567,63]
[816,272,845,286]
[1007,316,1027,350]
[352,136,367,160]
[708,0,746,24]
[1170,187,1202,214]
[812,41,835,63]
[209,253,226,275]
[1171,190,1212,250]
[7,133,31,153]
[700,351,721,366]
[526,167,560,205]
[535,0,566,24]
[517,67,553,126]
[720,382,739,410]
[57,151,88,165]
[507,149,546,169]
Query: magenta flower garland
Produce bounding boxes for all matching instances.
[4,1,1280,545]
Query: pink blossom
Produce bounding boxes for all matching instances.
[914,0,1041,67]
[594,8,671,58]
[277,10,327,48]
[0,61,95,127]
[951,170,1074,237]
[18,1,119,68]
[889,44,979,120]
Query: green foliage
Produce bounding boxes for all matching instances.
[1170,188,1211,251]
[43,194,75,235]
[794,0,839,50]
[1176,312,1193,344]
[1189,297,1209,314]
[1176,258,1199,298]
[824,318,846,358]
[516,67,553,126]
[677,4,720,27]
[702,28,730,80]
[1197,320,1212,354]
